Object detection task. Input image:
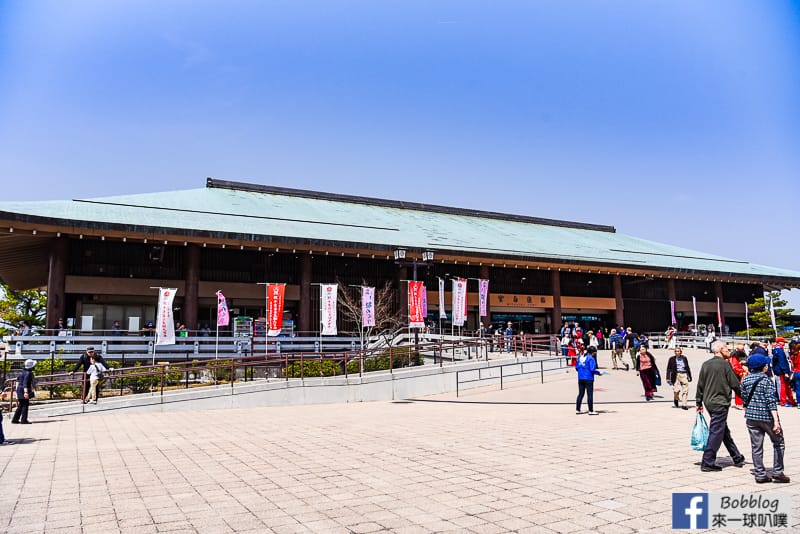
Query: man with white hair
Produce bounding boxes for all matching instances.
[695,340,745,472]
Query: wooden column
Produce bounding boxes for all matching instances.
[613,274,625,327]
[550,270,561,334]
[398,266,408,322]
[715,281,725,332]
[45,236,69,329]
[480,265,490,328]
[299,254,312,334]
[183,244,200,330]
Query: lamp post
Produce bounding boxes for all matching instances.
[394,248,435,361]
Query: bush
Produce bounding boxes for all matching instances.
[287,359,341,378]
[346,346,423,374]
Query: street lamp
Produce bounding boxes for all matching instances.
[393,248,435,358]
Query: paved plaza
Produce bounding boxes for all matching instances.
[1,347,799,533]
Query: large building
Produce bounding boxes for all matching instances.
[1,178,799,335]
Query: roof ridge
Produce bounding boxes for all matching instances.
[206,177,616,233]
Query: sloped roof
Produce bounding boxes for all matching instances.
[0,178,799,287]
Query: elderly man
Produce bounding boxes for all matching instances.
[666,348,692,410]
[741,353,790,483]
[696,340,746,472]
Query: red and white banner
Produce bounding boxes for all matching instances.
[362,286,375,327]
[717,297,722,329]
[156,288,178,346]
[408,281,425,328]
[452,278,467,326]
[267,284,286,336]
[320,284,338,335]
[478,279,489,317]
[216,290,229,327]
[438,278,447,319]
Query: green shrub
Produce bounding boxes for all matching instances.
[345,346,423,374]
[287,359,341,378]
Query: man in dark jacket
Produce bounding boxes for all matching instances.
[771,337,795,407]
[11,359,36,424]
[696,340,745,472]
[666,348,692,410]
[70,347,109,402]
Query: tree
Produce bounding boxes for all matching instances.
[744,291,795,337]
[337,279,403,346]
[0,280,47,335]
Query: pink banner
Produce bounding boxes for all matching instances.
[670,300,676,325]
[267,284,285,336]
[408,281,425,328]
[452,278,467,326]
[438,278,447,319]
[422,285,428,317]
[479,279,489,317]
[216,290,229,327]
[717,297,722,328]
[362,286,375,327]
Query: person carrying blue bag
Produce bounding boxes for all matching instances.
[575,345,602,415]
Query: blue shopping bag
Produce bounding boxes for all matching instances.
[691,412,709,451]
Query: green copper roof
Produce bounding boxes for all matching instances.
[1,178,799,283]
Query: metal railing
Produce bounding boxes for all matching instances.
[3,336,516,412]
[456,353,568,397]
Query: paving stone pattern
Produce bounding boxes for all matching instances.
[1,347,798,533]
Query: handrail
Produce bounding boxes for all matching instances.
[455,355,568,397]
[3,337,506,412]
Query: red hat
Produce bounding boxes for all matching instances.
[776,337,786,344]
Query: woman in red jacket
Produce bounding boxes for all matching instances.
[729,345,747,409]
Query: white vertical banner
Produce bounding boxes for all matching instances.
[717,297,723,329]
[769,293,778,336]
[438,278,447,319]
[155,288,178,346]
[692,296,698,330]
[320,283,338,335]
[745,301,750,330]
[478,279,489,317]
[362,286,375,327]
[452,278,467,326]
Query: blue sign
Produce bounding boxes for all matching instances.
[672,493,708,529]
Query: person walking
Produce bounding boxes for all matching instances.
[695,340,746,472]
[665,325,677,349]
[730,344,748,410]
[11,359,36,425]
[791,343,800,407]
[771,337,795,407]
[70,347,109,402]
[666,347,692,410]
[575,346,601,415]
[84,354,107,405]
[609,329,628,370]
[741,353,790,483]
[504,322,514,353]
[635,346,659,401]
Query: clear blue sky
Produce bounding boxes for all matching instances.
[1,1,799,307]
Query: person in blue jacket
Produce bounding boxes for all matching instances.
[576,345,602,415]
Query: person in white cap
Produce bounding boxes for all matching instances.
[11,359,36,424]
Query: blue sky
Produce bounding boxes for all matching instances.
[1,1,799,308]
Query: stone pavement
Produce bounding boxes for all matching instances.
[1,347,798,533]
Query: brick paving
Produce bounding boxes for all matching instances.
[1,347,798,533]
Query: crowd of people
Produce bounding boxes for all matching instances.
[570,325,800,484]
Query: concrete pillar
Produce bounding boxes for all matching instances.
[613,274,625,327]
[183,244,200,330]
[46,237,69,329]
[480,265,490,328]
[299,254,312,334]
[550,270,561,334]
